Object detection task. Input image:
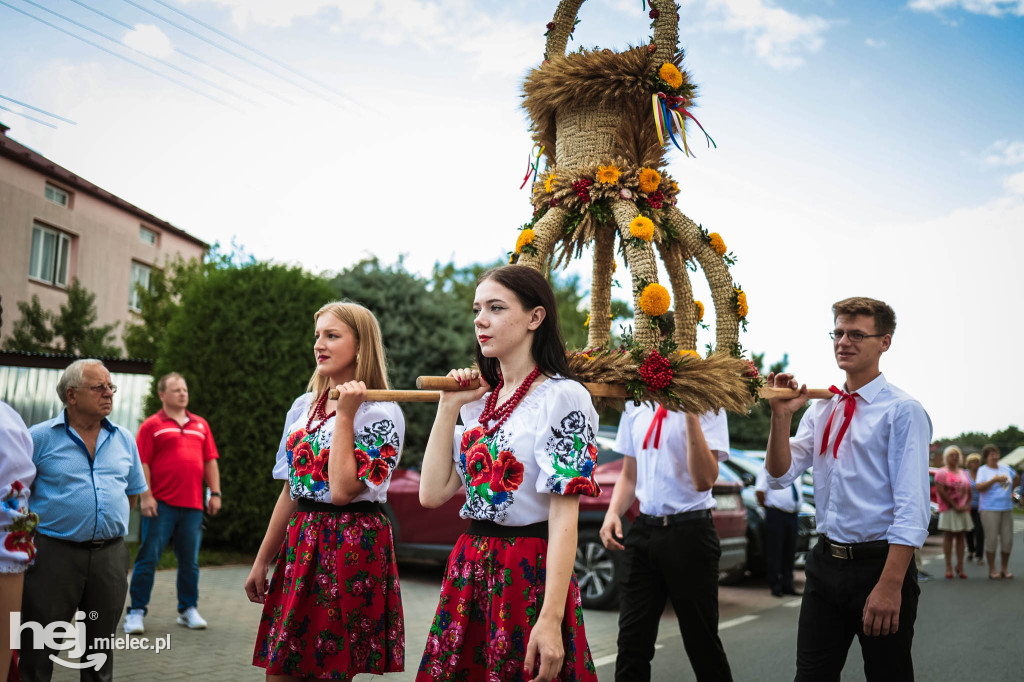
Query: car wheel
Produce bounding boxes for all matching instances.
[574,531,619,610]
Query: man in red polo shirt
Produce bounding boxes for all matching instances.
[124,372,221,634]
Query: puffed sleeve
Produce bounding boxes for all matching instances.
[352,402,405,492]
[273,393,312,480]
[536,380,602,497]
[0,402,39,573]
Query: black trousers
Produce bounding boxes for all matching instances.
[615,515,733,682]
[795,539,919,682]
[764,507,798,593]
[966,508,984,558]
[19,534,130,682]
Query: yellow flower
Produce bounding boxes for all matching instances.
[676,349,700,361]
[670,181,679,193]
[659,62,684,90]
[515,229,535,254]
[708,232,726,256]
[638,167,661,194]
[629,216,655,241]
[596,164,621,185]
[544,174,557,193]
[735,289,748,318]
[584,313,590,327]
[694,300,704,322]
[639,283,671,317]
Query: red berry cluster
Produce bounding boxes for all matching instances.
[639,350,673,390]
[572,178,593,202]
[647,190,664,209]
[744,360,759,378]
[546,22,555,30]
[649,9,660,19]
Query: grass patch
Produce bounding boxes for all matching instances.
[126,542,255,570]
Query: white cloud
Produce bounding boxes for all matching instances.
[123,24,174,59]
[985,140,1024,166]
[907,0,1024,17]
[865,37,887,48]
[1005,171,1024,195]
[703,0,831,69]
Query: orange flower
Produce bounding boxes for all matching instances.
[735,289,748,318]
[515,228,535,253]
[596,164,621,184]
[658,62,684,90]
[638,167,661,194]
[639,283,670,317]
[629,216,655,241]
[694,300,704,322]
[709,232,727,256]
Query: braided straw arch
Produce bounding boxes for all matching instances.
[515,0,753,413]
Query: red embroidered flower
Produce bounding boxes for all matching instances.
[286,428,307,452]
[465,443,494,486]
[359,457,390,486]
[311,448,331,482]
[379,443,397,460]
[11,480,24,493]
[489,451,525,492]
[563,476,600,496]
[461,426,486,453]
[292,441,316,477]
[353,448,371,472]
[4,531,35,562]
[587,442,599,462]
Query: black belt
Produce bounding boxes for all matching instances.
[468,520,548,539]
[297,499,383,514]
[45,535,122,550]
[766,507,799,516]
[636,509,712,527]
[819,536,889,561]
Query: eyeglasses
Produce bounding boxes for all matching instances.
[77,383,118,394]
[829,330,885,343]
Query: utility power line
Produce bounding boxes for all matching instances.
[0,102,57,128]
[0,94,77,124]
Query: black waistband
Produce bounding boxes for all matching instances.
[44,535,123,550]
[819,536,889,560]
[467,520,548,539]
[765,507,799,516]
[297,499,383,514]
[636,509,712,526]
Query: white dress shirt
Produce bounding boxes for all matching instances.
[755,467,802,513]
[767,373,931,547]
[614,403,730,515]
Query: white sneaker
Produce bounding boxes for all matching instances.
[176,606,207,629]
[124,609,145,635]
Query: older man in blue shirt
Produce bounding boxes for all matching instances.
[20,359,147,682]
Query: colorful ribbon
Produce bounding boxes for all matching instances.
[651,92,717,158]
[519,143,545,190]
[818,386,859,458]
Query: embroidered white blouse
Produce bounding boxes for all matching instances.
[452,376,602,526]
[272,393,405,504]
[1,401,37,573]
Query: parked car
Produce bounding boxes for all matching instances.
[384,426,747,610]
[719,452,817,581]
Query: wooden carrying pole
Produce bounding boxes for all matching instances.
[330,378,834,402]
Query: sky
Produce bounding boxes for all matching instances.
[1,0,1022,440]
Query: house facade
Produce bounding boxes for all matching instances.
[0,122,208,352]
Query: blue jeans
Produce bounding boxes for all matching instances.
[129,500,203,614]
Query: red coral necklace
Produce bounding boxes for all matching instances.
[478,365,542,436]
[305,390,336,435]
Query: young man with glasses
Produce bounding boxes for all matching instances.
[764,297,931,681]
[22,359,148,682]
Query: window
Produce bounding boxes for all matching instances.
[29,224,71,287]
[129,261,151,311]
[139,226,158,246]
[44,183,70,207]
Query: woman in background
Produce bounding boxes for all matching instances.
[934,445,972,579]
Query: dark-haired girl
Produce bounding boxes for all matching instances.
[416,265,600,682]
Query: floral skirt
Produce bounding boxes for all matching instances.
[416,533,597,682]
[252,510,404,680]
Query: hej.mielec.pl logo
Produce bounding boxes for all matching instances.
[10,610,171,670]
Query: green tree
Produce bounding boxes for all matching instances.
[331,258,472,467]
[3,279,117,356]
[933,425,1024,456]
[151,262,335,550]
[3,295,54,352]
[728,352,808,450]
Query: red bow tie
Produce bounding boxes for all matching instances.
[643,405,669,449]
[819,386,859,458]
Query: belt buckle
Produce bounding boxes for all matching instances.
[829,543,851,560]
